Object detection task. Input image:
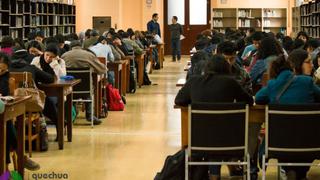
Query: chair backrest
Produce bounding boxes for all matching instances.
[9,72,33,91]
[266,104,320,161]
[188,102,249,159]
[66,67,93,99]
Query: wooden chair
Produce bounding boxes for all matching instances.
[9,72,41,157]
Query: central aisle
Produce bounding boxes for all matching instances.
[29,56,186,180]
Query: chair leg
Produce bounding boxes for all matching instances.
[247,154,251,180]
[28,112,32,157]
[36,117,41,151]
[91,96,94,128]
[185,149,188,180]
[262,155,266,180]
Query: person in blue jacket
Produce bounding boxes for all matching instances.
[255,49,320,179]
[147,13,161,37]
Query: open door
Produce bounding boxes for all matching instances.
[164,0,211,55]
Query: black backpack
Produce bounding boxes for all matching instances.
[154,150,185,180]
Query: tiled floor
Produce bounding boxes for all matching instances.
[21,56,320,180]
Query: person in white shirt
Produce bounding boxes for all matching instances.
[31,43,66,79]
[89,36,114,62]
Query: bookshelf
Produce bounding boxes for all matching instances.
[211,8,237,33]
[262,8,287,35]
[300,0,320,39]
[211,8,287,35]
[0,0,75,40]
[238,8,262,31]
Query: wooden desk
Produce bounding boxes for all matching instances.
[174,104,265,148]
[121,60,129,96]
[176,78,186,87]
[0,96,31,178]
[38,79,81,150]
[107,61,123,94]
[135,53,145,88]
[147,46,154,74]
[157,43,164,68]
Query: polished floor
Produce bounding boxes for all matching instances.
[22,56,320,180]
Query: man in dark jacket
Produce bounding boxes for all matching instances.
[147,13,161,37]
[169,16,183,62]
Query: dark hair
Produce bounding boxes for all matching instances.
[314,51,320,69]
[27,40,43,52]
[304,39,320,50]
[173,16,178,21]
[54,34,65,44]
[85,29,92,38]
[1,36,14,48]
[127,28,134,36]
[247,27,256,34]
[257,37,283,59]
[35,30,44,38]
[194,37,210,50]
[66,33,79,41]
[287,49,309,75]
[14,38,25,50]
[121,32,129,38]
[45,43,59,56]
[152,13,158,18]
[276,32,285,41]
[191,50,210,65]
[205,54,231,77]
[296,31,309,41]
[217,41,237,55]
[44,36,59,45]
[96,36,107,44]
[90,29,99,37]
[293,38,305,50]
[269,55,292,79]
[0,52,10,66]
[282,36,294,53]
[251,31,264,41]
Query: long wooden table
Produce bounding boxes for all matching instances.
[157,43,164,68]
[38,79,81,150]
[0,96,31,178]
[174,104,265,148]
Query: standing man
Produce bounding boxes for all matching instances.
[169,16,183,62]
[147,13,161,37]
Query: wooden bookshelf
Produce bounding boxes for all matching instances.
[211,8,237,33]
[262,8,287,35]
[211,8,287,35]
[0,0,76,40]
[300,0,320,39]
[238,8,262,31]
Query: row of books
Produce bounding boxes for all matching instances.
[301,15,320,26]
[238,19,261,27]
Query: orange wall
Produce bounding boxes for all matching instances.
[75,0,163,33]
[76,0,293,35]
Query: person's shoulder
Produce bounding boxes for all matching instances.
[295,75,314,83]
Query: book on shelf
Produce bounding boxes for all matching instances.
[212,11,223,18]
[238,10,251,18]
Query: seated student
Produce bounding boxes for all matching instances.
[62,40,106,125]
[31,43,66,79]
[304,39,320,67]
[249,37,284,86]
[217,41,253,95]
[83,29,99,49]
[296,31,309,43]
[175,54,253,180]
[0,36,15,57]
[314,52,320,84]
[27,40,44,59]
[255,50,320,180]
[186,50,210,80]
[0,52,40,171]
[89,36,115,62]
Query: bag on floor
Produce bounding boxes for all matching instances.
[154,150,185,180]
[106,84,124,111]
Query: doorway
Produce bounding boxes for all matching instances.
[92,16,111,35]
[164,0,211,55]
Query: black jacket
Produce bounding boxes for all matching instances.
[175,75,253,106]
[9,58,54,85]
